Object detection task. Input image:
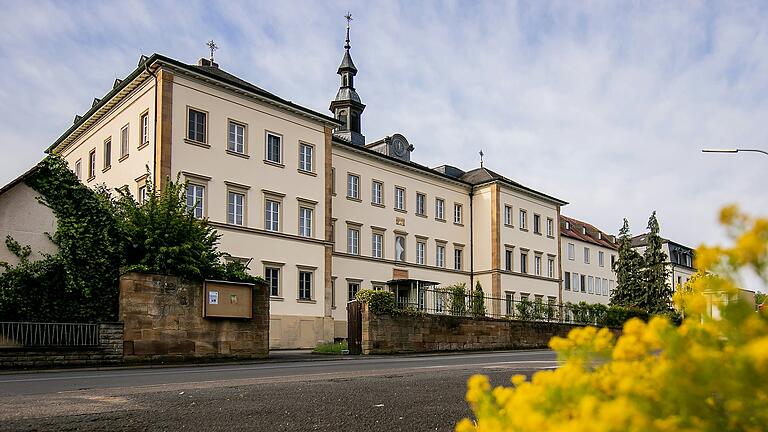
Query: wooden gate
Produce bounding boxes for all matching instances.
[347,300,362,355]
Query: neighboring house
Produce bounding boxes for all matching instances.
[44,24,567,348]
[630,234,696,289]
[560,216,618,305]
[0,165,57,267]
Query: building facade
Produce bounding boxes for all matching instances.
[42,27,646,348]
[560,216,618,305]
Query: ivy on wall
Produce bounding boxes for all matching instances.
[0,156,261,323]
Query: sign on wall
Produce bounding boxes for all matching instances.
[202,280,254,319]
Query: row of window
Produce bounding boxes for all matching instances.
[563,271,614,296]
[187,108,316,173]
[263,266,314,300]
[183,182,316,237]
[345,227,464,270]
[566,243,616,267]
[342,173,465,224]
[503,205,555,237]
[74,112,150,181]
[503,248,557,278]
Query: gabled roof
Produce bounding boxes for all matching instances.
[630,233,695,252]
[48,53,340,154]
[461,167,568,206]
[560,215,618,250]
[0,163,41,196]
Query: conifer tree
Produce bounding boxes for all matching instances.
[642,211,672,313]
[610,219,644,308]
[471,281,486,318]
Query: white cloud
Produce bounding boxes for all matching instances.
[0,0,766,249]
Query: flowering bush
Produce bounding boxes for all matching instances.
[458,206,768,432]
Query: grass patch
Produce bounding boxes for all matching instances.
[312,341,348,355]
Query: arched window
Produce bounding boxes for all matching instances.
[343,75,348,87]
[351,111,360,132]
[337,110,348,130]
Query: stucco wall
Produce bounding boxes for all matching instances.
[561,236,617,305]
[0,181,57,266]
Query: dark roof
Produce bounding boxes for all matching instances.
[48,53,340,153]
[338,50,357,72]
[560,215,618,250]
[461,167,568,206]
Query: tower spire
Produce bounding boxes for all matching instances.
[330,12,366,146]
[344,12,352,50]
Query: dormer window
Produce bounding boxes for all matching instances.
[598,232,603,240]
[565,221,571,230]
[582,227,587,235]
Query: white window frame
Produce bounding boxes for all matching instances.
[372,232,383,258]
[228,120,246,154]
[546,218,554,237]
[454,203,463,224]
[347,228,360,255]
[298,270,313,300]
[454,248,463,270]
[416,241,425,265]
[547,257,554,278]
[519,209,528,230]
[140,112,149,147]
[584,247,590,264]
[298,206,312,237]
[265,199,281,232]
[74,159,82,180]
[567,243,575,260]
[120,124,129,159]
[227,191,246,226]
[187,107,207,143]
[371,180,383,205]
[347,174,360,200]
[534,255,542,276]
[88,148,96,179]
[436,244,446,268]
[265,266,281,297]
[598,251,605,267]
[265,132,282,164]
[435,198,445,220]
[299,142,313,172]
[395,187,406,211]
[504,205,513,226]
[186,183,205,219]
[103,138,112,169]
[416,193,426,216]
[533,214,541,234]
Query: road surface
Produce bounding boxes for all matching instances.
[0,349,557,431]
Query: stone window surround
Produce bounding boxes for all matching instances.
[182,171,211,218]
[185,105,209,146]
[262,260,285,299]
[296,265,317,303]
[262,189,285,233]
[226,118,249,157]
[264,130,284,167]
[225,181,250,227]
[297,141,316,175]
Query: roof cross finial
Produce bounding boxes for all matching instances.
[206,40,219,62]
[479,150,485,168]
[344,12,353,50]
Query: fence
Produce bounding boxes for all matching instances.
[395,286,605,325]
[0,322,101,348]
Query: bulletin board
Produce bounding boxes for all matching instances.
[202,280,254,319]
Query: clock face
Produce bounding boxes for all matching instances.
[394,138,406,156]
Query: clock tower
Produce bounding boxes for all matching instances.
[330,13,366,146]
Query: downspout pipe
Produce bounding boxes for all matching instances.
[469,188,474,290]
[144,60,158,188]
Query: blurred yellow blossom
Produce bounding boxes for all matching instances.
[458,206,768,432]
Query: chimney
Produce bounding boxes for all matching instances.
[198,58,219,69]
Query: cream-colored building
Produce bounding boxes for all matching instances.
[42,26,568,348]
[630,234,696,290]
[560,216,617,305]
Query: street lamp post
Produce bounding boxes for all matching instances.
[702,148,768,157]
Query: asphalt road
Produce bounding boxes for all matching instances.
[0,350,556,432]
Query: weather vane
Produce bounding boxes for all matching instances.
[344,12,353,49]
[479,150,484,168]
[206,40,219,62]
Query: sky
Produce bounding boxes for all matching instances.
[1,0,767,252]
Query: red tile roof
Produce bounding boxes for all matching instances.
[560,215,618,250]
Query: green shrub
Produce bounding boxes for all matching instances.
[516,298,533,320]
[312,340,348,354]
[602,305,650,327]
[471,281,486,318]
[449,283,467,316]
[355,289,396,315]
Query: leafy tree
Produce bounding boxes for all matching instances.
[0,156,259,322]
[471,281,486,318]
[610,219,645,308]
[642,211,672,314]
[448,283,467,316]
